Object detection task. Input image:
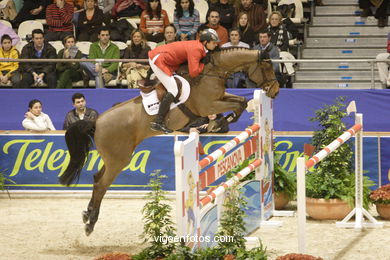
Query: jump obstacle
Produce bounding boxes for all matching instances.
[296,105,383,253]
[174,90,285,249]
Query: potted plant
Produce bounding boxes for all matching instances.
[370,184,390,220]
[276,253,323,260]
[305,97,373,220]
[274,153,296,209]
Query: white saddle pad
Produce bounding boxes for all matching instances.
[141,75,191,115]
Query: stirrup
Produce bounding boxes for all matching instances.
[150,121,173,134]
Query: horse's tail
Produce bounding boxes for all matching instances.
[59,120,96,186]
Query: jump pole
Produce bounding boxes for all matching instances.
[296,112,383,253]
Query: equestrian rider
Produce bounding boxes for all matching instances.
[148,28,220,134]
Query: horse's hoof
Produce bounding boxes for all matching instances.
[85,224,94,236]
[82,210,89,224]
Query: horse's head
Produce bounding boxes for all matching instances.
[210,48,279,99]
[247,52,280,99]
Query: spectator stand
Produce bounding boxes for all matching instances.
[161,0,176,24]
[17,20,44,41]
[194,0,209,24]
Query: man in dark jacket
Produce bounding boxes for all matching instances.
[210,0,235,30]
[63,93,99,130]
[17,29,57,88]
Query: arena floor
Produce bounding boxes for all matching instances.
[0,197,388,260]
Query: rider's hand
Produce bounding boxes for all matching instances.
[200,54,211,65]
[259,50,270,61]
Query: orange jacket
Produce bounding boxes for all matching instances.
[148,40,206,78]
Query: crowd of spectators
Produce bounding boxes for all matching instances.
[3,0,382,90]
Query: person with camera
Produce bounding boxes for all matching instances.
[56,35,83,88]
[17,29,57,88]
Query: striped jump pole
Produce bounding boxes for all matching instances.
[200,159,262,207]
[296,112,383,254]
[198,124,260,169]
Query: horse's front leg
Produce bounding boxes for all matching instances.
[221,93,248,123]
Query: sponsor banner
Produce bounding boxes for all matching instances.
[0,134,382,190]
[380,137,390,186]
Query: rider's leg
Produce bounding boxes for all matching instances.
[149,55,179,134]
[151,92,175,133]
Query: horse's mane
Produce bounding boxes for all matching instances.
[211,47,258,66]
[213,46,257,55]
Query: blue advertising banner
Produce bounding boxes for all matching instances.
[0,134,381,190]
[380,137,390,186]
[2,89,390,131]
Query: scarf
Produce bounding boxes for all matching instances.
[268,24,284,49]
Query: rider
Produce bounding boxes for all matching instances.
[148,28,220,134]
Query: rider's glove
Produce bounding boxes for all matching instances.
[200,54,211,65]
[259,50,270,61]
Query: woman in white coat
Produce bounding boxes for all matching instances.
[22,99,56,132]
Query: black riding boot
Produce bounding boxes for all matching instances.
[150,92,175,134]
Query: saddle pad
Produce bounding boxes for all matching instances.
[141,75,191,115]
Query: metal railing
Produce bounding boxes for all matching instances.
[0,58,388,89]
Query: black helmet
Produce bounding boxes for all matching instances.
[199,28,220,42]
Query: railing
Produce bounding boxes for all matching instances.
[0,58,388,89]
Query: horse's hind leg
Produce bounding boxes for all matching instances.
[83,161,129,236]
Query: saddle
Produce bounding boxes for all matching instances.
[138,78,183,102]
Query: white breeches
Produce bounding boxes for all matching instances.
[149,54,185,97]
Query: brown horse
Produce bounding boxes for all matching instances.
[59,48,279,235]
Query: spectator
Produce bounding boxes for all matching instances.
[97,0,115,25]
[56,35,83,88]
[0,34,20,87]
[45,0,74,41]
[66,0,84,11]
[174,0,200,41]
[0,23,19,46]
[179,114,230,133]
[210,0,235,30]
[12,0,50,28]
[140,0,170,43]
[221,28,249,48]
[205,9,228,46]
[121,30,151,88]
[359,0,389,28]
[222,28,249,88]
[376,32,390,89]
[22,99,56,131]
[63,93,98,130]
[156,24,177,46]
[17,29,57,89]
[111,0,146,18]
[236,11,256,47]
[80,27,120,88]
[235,0,266,34]
[267,11,289,52]
[77,0,104,42]
[252,0,267,10]
[253,30,283,85]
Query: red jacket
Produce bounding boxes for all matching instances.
[148,40,207,78]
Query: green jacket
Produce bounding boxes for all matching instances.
[56,48,83,72]
[89,41,120,73]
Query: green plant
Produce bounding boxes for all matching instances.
[0,170,15,198]
[134,170,177,260]
[369,184,390,205]
[274,153,296,200]
[306,97,372,208]
[235,243,268,260]
[216,186,247,256]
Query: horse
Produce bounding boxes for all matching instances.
[59,47,279,235]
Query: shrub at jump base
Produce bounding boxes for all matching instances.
[306,97,373,209]
[132,170,177,260]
